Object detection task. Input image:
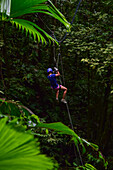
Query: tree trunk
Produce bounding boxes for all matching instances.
[98,66,111,152]
[0,21,6,96]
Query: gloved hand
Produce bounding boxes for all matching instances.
[54,67,58,72]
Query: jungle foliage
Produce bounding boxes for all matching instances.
[0,0,113,169]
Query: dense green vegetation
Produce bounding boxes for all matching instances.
[0,0,113,169]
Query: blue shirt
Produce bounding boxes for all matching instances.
[47,74,58,89]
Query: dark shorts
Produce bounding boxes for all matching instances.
[51,85,61,90]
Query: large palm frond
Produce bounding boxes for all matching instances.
[0,117,54,170]
[10,0,69,28]
[0,0,70,44]
[11,19,55,44]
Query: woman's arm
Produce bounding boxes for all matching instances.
[55,71,60,77]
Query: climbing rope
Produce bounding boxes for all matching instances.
[52,38,83,165]
[58,46,83,165]
[39,0,82,43]
[70,0,82,25]
[44,0,83,165]
[53,41,56,65]
[59,47,65,86]
[65,102,83,165]
[54,0,82,43]
[51,2,84,164]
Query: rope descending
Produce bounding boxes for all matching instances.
[53,43,83,165]
[51,0,83,165]
[54,0,82,43]
[39,0,82,43]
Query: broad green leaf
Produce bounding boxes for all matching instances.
[37,122,76,136]
[0,117,54,170]
[37,122,84,148]
[37,122,100,153]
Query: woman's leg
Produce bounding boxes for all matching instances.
[56,89,59,100]
[60,85,67,99]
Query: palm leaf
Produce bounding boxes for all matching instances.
[0,117,54,170]
[0,98,35,116]
[37,122,99,153]
[10,0,70,29]
[11,0,47,15]
[10,19,58,45]
[0,0,11,16]
[0,0,70,44]
[81,138,99,151]
[37,122,84,147]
